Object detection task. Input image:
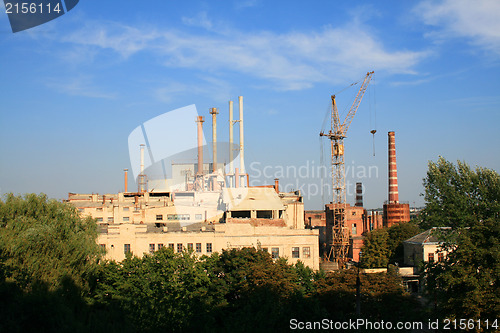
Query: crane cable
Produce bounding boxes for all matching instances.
[369,76,377,156]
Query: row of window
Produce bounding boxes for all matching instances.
[428,252,444,263]
[148,242,212,254]
[103,244,312,259]
[263,246,311,259]
[93,214,206,223]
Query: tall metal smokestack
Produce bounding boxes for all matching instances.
[196,116,205,175]
[388,131,399,204]
[139,144,146,192]
[238,96,245,180]
[210,108,218,173]
[229,100,234,187]
[140,144,145,175]
[355,182,363,207]
[124,169,128,192]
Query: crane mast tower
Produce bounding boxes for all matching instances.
[320,71,374,264]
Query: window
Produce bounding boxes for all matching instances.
[158,244,164,250]
[168,243,174,250]
[167,214,190,221]
[438,253,444,262]
[96,207,103,211]
[256,210,273,219]
[149,244,155,253]
[303,247,311,258]
[196,243,202,253]
[156,214,163,221]
[96,217,103,222]
[232,210,251,218]
[124,244,131,254]
[78,208,84,212]
[123,207,129,211]
[351,211,356,216]
[100,244,106,251]
[271,248,279,259]
[108,217,114,222]
[206,243,212,253]
[177,243,183,253]
[352,223,357,235]
[292,247,300,258]
[187,243,193,251]
[123,217,130,222]
[428,253,434,263]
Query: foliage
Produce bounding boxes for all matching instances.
[425,219,500,321]
[421,158,500,323]
[386,222,421,265]
[0,193,102,291]
[314,268,425,323]
[361,222,421,268]
[360,229,389,268]
[0,193,107,332]
[420,156,500,229]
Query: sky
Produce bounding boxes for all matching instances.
[0,0,499,210]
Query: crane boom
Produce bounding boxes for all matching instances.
[342,71,374,134]
[320,71,374,265]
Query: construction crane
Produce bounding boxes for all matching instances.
[320,71,374,264]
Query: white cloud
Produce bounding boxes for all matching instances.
[45,75,116,99]
[416,0,500,56]
[58,17,428,91]
[182,12,213,30]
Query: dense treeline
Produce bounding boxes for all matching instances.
[0,194,427,332]
[360,157,500,325]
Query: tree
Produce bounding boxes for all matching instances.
[425,218,500,321]
[420,156,500,229]
[421,158,500,322]
[386,222,421,265]
[0,193,106,332]
[360,229,389,268]
[0,193,102,290]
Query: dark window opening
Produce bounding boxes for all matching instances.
[272,247,279,259]
[232,210,251,218]
[256,210,273,219]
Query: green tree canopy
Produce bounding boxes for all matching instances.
[360,229,389,268]
[420,156,500,229]
[421,158,500,321]
[0,193,102,291]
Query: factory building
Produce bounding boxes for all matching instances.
[67,96,319,270]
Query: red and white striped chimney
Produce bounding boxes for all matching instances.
[355,182,363,207]
[388,131,399,204]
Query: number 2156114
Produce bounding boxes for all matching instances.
[5,2,62,14]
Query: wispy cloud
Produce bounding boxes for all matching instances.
[415,0,500,56]
[57,16,429,91]
[45,75,117,99]
[181,12,213,30]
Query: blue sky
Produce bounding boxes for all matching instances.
[0,0,499,209]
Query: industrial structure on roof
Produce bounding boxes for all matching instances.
[67,73,412,271]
